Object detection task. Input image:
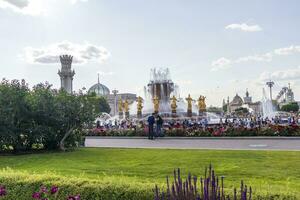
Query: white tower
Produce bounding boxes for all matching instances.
[58,55,75,94]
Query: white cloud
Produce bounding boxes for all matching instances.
[259,67,300,82]
[211,57,232,71]
[0,0,87,15]
[23,41,110,65]
[273,45,300,55]
[236,53,273,63]
[69,0,88,4]
[0,0,44,15]
[211,45,300,71]
[225,23,262,32]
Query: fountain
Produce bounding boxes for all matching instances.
[262,88,276,119]
[128,68,221,122]
[93,67,222,125]
[147,68,175,113]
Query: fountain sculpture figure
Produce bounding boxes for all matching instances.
[136,96,143,118]
[153,96,160,113]
[186,94,194,117]
[198,95,206,115]
[170,95,178,116]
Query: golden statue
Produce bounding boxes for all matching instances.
[185,94,193,111]
[118,98,123,113]
[136,96,143,112]
[170,95,177,113]
[198,95,206,112]
[153,96,160,113]
[123,99,130,113]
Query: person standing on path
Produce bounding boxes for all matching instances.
[156,114,163,137]
[147,113,155,140]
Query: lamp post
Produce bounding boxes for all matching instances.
[112,89,118,116]
[266,81,274,100]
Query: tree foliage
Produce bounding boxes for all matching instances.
[0,79,99,152]
[87,92,111,114]
[280,102,299,112]
[206,106,222,113]
[233,107,249,116]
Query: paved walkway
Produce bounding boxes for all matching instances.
[85,137,300,151]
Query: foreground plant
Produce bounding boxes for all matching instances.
[0,185,6,197]
[67,194,81,200]
[32,185,80,200]
[32,185,59,200]
[154,165,252,200]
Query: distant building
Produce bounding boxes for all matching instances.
[226,90,261,114]
[243,89,252,104]
[58,55,75,94]
[87,75,136,115]
[276,83,295,108]
[276,84,295,107]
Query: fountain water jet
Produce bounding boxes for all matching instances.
[262,88,276,119]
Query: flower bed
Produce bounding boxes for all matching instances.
[87,125,300,137]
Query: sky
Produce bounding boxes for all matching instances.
[1,0,300,106]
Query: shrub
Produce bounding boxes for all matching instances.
[0,80,98,153]
[0,169,153,200]
[0,169,297,200]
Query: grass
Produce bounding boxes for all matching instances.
[0,148,300,199]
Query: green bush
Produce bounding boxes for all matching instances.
[0,169,153,200]
[0,80,99,152]
[0,169,296,200]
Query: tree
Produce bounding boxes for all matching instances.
[280,102,299,112]
[207,106,222,113]
[0,80,97,152]
[53,90,96,151]
[87,92,111,114]
[0,79,33,152]
[233,107,249,116]
[222,104,228,113]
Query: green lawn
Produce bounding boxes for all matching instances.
[0,148,300,199]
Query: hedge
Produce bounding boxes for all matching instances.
[0,169,297,200]
[0,169,153,200]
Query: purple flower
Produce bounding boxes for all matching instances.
[0,185,6,196]
[50,186,59,194]
[32,192,41,199]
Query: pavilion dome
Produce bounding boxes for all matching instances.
[88,82,110,96]
[231,94,243,105]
